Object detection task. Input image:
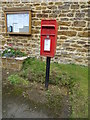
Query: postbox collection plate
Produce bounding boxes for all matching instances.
[44,38,51,51]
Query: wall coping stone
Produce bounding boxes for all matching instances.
[15,56,28,60]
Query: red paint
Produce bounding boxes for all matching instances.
[40,19,58,58]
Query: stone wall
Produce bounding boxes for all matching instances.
[0,0,89,66]
[2,57,27,71]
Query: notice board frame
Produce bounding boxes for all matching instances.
[4,7,31,35]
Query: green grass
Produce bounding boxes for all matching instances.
[8,57,88,118]
[20,58,76,87]
[8,74,29,86]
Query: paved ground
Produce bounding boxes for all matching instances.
[3,92,49,118]
[2,69,50,118]
[2,69,71,118]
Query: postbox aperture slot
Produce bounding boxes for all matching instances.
[42,25,55,28]
[41,34,55,36]
[41,25,55,35]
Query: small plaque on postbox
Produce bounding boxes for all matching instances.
[40,19,58,58]
[44,38,51,51]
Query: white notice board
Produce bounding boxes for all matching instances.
[7,13,29,33]
[44,39,51,51]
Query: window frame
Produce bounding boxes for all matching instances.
[4,8,31,35]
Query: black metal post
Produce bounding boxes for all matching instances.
[45,57,51,90]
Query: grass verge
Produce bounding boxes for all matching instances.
[8,57,88,118]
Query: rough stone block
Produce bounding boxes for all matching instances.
[60,36,67,39]
[73,21,86,27]
[47,6,57,9]
[32,29,40,34]
[33,21,41,26]
[49,2,54,5]
[67,13,74,17]
[41,2,47,6]
[37,13,48,18]
[77,48,87,52]
[41,7,46,10]
[59,13,66,17]
[75,12,85,18]
[78,31,89,37]
[2,62,7,68]
[70,27,83,31]
[58,5,70,10]
[10,63,19,70]
[66,47,76,51]
[52,10,60,14]
[61,18,69,21]
[49,14,57,18]
[58,21,71,26]
[80,5,88,8]
[33,3,40,6]
[6,58,15,63]
[55,2,62,6]
[36,6,41,10]
[58,31,77,37]
[71,5,79,9]
[77,41,86,45]
[60,26,68,30]
[42,10,51,13]
[71,43,81,48]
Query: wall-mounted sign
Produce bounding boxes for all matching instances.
[7,13,29,33]
[4,7,31,35]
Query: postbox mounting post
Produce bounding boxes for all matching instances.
[45,57,51,90]
[40,19,58,89]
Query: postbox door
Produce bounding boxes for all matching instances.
[40,35,55,57]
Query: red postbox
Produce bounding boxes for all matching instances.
[40,19,58,57]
